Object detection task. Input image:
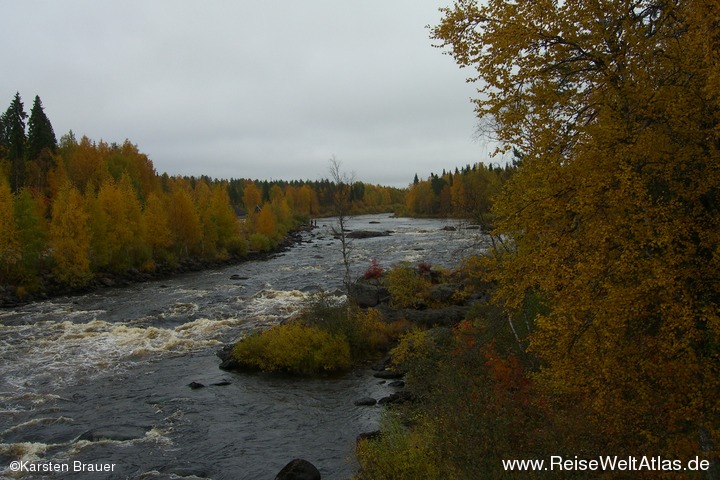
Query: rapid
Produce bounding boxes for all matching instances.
[0,215,486,479]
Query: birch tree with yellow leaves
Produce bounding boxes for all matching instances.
[434,0,719,460]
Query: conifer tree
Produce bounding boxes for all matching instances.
[1,93,28,193]
[26,95,57,161]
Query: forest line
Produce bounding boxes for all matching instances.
[0,91,515,301]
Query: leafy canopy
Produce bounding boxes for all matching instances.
[433,0,720,455]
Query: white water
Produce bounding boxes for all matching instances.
[0,215,486,479]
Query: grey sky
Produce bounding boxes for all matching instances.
[3,1,501,187]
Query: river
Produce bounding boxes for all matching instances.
[0,214,487,480]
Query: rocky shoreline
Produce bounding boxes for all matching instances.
[0,226,311,308]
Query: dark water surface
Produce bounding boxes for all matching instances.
[0,215,486,479]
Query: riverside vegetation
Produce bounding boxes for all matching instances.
[354,0,720,478]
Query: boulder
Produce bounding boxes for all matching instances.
[345,230,391,239]
[356,431,381,444]
[350,278,390,308]
[378,391,416,405]
[217,345,241,371]
[353,397,377,406]
[428,283,464,304]
[373,370,404,380]
[274,459,321,480]
[78,425,151,442]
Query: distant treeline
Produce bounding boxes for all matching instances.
[402,162,516,222]
[0,92,405,295]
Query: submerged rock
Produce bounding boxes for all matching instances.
[345,230,391,239]
[217,345,240,371]
[373,370,404,380]
[274,458,321,480]
[354,397,377,406]
[378,391,416,405]
[78,425,151,442]
[356,430,381,444]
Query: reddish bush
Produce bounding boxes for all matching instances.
[364,258,383,279]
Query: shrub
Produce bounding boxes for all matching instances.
[226,236,248,256]
[384,262,431,308]
[354,413,442,480]
[363,258,383,279]
[248,233,272,252]
[299,294,406,360]
[353,308,404,355]
[417,261,432,276]
[232,323,351,374]
[390,327,453,399]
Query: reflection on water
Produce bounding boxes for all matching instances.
[0,215,486,479]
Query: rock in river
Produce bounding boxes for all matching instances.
[274,458,321,480]
[78,425,151,442]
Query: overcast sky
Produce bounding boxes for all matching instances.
[3,1,502,187]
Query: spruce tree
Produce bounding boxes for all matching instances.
[26,95,57,192]
[1,93,28,193]
[27,95,57,161]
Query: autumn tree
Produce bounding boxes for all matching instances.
[12,188,47,287]
[50,183,92,287]
[142,192,173,263]
[0,178,20,283]
[94,174,144,271]
[255,203,278,239]
[434,0,720,460]
[64,136,109,193]
[209,183,241,255]
[167,185,202,258]
[242,180,262,218]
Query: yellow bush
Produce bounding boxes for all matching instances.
[354,413,443,480]
[384,262,431,308]
[390,328,453,399]
[248,233,272,252]
[354,309,410,353]
[232,323,351,374]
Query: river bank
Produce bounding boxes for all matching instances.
[0,225,313,308]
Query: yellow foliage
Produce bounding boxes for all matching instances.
[0,179,21,280]
[353,308,404,353]
[50,183,92,287]
[434,0,720,456]
[385,263,431,309]
[93,175,144,271]
[355,413,443,480]
[242,181,262,216]
[255,204,277,239]
[167,187,202,257]
[232,323,351,374]
[142,193,172,254]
